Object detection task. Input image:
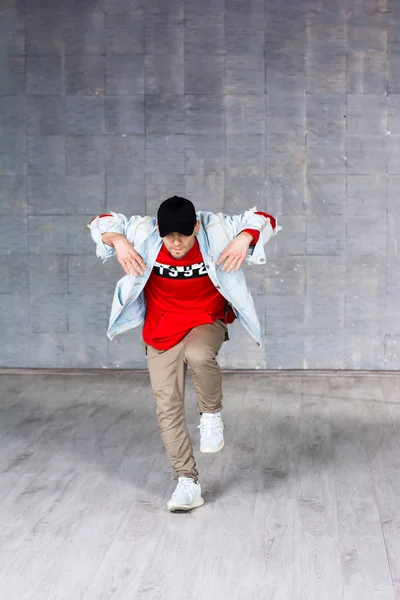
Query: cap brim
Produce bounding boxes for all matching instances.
[159,224,195,237]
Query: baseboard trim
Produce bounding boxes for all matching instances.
[1,368,400,377]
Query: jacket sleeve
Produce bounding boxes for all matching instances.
[86,211,135,263]
[219,207,281,265]
[241,212,277,246]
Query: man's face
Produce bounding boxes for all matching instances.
[157,221,200,259]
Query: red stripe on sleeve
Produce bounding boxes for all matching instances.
[255,211,276,230]
[88,213,113,225]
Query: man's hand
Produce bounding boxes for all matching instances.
[216,232,254,273]
[102,232,147,276]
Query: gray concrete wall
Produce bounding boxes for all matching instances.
[1,0,399,369]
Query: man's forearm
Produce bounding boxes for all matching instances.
[102,232,124,247]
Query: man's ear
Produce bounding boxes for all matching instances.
[194,220,200,234]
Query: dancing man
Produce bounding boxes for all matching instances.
[88,196,279,512]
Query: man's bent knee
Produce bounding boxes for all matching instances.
[184,346,217,369]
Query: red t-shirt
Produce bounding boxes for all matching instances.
[142,212,276,351]
[142,239,234,350]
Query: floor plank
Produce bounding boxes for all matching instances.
[368,401,400,598]
[330,393,395,599]
[294,378,343,600]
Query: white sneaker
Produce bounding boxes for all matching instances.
[198,412,224,454]
[167,477,204,512]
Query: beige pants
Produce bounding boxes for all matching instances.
[145,319,228,481]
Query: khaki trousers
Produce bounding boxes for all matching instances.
[145,319,228,481]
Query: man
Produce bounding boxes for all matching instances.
[88,196,279,512]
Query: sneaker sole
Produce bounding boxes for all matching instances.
[200,440,225,454]
[167,496,205,512]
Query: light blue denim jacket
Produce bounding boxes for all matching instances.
[87,207,280,348]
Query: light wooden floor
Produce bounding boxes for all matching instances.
[0,373,400,599]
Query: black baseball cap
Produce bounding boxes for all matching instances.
[157,195,197,237]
